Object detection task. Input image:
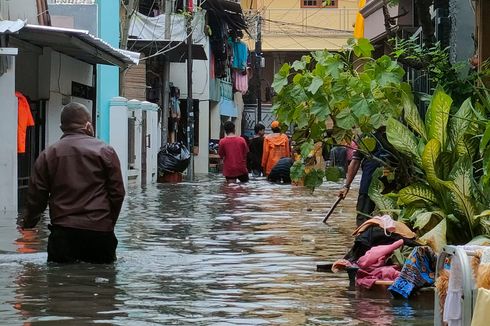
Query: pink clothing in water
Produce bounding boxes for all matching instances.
[356,239,404,289]
[218,135,249,177]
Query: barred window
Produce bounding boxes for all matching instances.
[302,0,337,8]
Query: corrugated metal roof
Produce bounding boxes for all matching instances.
[20,24,140,66]
[0,19,26,33]
[0,20,139,66]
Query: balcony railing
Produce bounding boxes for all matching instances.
[47,0,95,4]
[247,8,358,36]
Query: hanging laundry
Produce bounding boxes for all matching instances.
[389,246,437,298]
[443,257,463,326]
[471,288,490,326]
[231,40,248,72]
[16,91,35,154]
[233,70,248,94]
[170,85,181,119]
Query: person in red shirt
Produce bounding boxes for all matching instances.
[218,121,249,182]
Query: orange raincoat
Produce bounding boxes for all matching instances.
[16,91,35,153]
[262,133,290,176]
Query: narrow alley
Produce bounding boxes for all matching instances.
[0,177,433,325]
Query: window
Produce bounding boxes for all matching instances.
[302,0,337,8]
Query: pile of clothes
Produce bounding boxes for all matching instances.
[332,215,438,298]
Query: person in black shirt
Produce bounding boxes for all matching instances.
[338,128,395,226]
[268,157,294,184]
[247,123,265,176]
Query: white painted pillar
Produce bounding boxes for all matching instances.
[0,55,17,213]
[195,100,210,175]
[141,101,160,184]
[127,99,142,184]
[109,96,128,190]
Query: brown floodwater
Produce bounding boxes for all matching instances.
[0,175,433,325]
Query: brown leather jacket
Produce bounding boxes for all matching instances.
[22,130,125,232]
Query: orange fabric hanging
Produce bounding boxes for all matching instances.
[353,0,366,39]
[16,91,35,154]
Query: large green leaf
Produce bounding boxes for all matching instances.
[397,183,438,206]
[386,117,421,164]
[419,219,447,253]
[413,210,445,231]
[422,139,445,190]
[402,90,428,140]
[272,63,291,93]
[444,156,477,230]
[449,98,473,154]
[426,87,452,150]
[480,120,490,154]
[368,168,398,212]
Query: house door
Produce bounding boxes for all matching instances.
[18,100,46,209]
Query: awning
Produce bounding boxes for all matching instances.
[127,39,207,61]
[2,21,139,67]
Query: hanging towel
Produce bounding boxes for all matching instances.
[231,40,248,71]
[471,288,490,326]
[16,91,35,154]
[233,70,249,94]
[443,257,463,326]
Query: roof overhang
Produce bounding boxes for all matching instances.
[127,39,207,62]
[1,20,139,67]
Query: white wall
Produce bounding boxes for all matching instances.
[0,0,39,24]
[45,50,94,145]
[0,56,18,213]
[169,36,210,174]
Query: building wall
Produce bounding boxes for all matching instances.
[96,0,120,143]
[169,35,211,175]
[243,0,358,51]
[0,56,17,213]
[0,0,39,24]
[449,0,475,66]
[44,50,94,145]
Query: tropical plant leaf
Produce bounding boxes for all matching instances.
[368,168,398,212]
[422,139,445,190]
[402,90,428,140]
[413,210,445,231]
[397,183,438,206]
[272,63,291,93]
[325,166,342,182]
[308,76,324,95]
[480,120,490,154]
[444,156,478,231]
[426,87,452,150]
[449,98,474,154]
[386,117,421,164]
[304,169,324,190]
[419,219,447,253]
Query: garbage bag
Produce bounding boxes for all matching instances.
[158,142,191,173]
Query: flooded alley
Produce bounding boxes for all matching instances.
[0,176,433,325]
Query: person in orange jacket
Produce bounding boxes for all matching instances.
[261,121,290,176]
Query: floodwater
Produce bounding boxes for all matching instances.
[0,175,433,325]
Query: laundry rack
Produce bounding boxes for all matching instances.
[434,245,481,326]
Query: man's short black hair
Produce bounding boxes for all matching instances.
[271,126,281,133]
[254,123,265,134]
[60,102,91,131]
[223,121,235,134]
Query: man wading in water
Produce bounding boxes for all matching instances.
[19,102,125,263]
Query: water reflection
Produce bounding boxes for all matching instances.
[0,175,433,324]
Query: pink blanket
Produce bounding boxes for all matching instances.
[356,239,404,289]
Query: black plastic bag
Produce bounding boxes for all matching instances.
[158,143,191,173]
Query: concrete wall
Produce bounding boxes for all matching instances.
[45,50,94,145]
[96,0,120,143]
[449,0,475,66]
[169,31,211,175]
[0,0,39,24]
[0,56,17,213]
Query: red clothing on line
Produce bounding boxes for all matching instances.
[16,91,35,154]
[218,135,249,177]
